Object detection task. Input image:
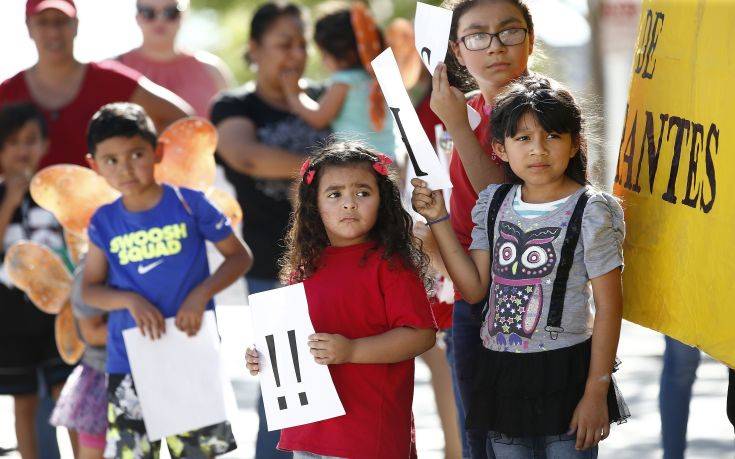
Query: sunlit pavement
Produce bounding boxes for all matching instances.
[2,278,733,458]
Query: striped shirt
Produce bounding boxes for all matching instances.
[512,186,570,218]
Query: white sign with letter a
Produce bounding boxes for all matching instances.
[372,48,453,190]
[413,2,482,130]
[414,2,452,75]
[249,283,345,431]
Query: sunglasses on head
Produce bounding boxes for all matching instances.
[136,4,182,22]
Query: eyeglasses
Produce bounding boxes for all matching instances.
[458,28,527,51]
[136,4,182,22]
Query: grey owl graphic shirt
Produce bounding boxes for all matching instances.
[470,184,625,353]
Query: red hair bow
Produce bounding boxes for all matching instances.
[372,153,393,176]
[300,159,316,185]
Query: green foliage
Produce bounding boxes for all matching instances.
[189,0,442,85]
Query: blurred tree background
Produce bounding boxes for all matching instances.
[189,0,442,84]
[183,0,631,186]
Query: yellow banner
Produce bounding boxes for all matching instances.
[614,0,734,366]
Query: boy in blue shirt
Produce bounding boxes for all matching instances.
[81,102,252,458]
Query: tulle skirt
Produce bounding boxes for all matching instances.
[466,338,629,437]
[50,363,107,435]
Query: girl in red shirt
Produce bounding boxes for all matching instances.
[246,141,437,458]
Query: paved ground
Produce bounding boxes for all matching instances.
[2,281,733,458]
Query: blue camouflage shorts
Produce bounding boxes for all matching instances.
[104,374,236,459]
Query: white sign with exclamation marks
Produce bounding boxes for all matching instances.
[249,283,345,431]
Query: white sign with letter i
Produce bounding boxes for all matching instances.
[372,48,453,190]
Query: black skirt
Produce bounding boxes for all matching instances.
[466,338,629,437]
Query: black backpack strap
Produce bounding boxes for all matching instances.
[485,184,514,262]
[482,184,513,313]
[545,189,592,339]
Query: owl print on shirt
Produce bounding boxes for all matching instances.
[482,221,561,351]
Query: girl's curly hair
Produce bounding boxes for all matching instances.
[279,141,432,291]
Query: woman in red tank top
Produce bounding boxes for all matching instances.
[0,0,192,168]
[119,0,234,117]
[0,2,192,457]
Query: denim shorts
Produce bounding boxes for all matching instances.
[487,431,598,459]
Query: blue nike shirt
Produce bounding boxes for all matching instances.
[88,184,233,374]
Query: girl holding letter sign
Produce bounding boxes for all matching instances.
[412,75,629,457]
[246,141,436,458]
[432,0,538,455]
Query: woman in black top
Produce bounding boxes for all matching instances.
[211,3,329,286]
[210,3,329,457]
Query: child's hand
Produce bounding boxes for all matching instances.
[245,346,260,376]
[568,389,610,450]
[279,69,302,97]
[127,295,165,340]
[175,285,210,337]
[430,62,470,132]
[308,333,353,365]
[411,178,448,222]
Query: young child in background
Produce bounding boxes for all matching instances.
[281,5,398,157]
[246,141,436,458]
[0,102,75,458]
[51,261,108,459]
[413,76,629,457]
[80,102,252,458]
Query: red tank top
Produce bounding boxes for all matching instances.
[118,49,220,117]
[0,60,140,168]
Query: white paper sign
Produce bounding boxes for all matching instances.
[372,48,453,190]
[122,311,230,441]
[413,2,482,130]
[403,123,454,221]
[467,105,482,130]
[414,2,452,75]
[249,283,345,431]
[434,124,453,205]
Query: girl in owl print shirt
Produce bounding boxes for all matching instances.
[412,75,629,457]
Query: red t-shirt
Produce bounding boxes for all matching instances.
[0,61,141,168]
[430,298,452,330]
[448,93,501,251]
[415,90,442,147]
[279,242,436,459]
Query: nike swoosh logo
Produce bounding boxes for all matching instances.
[215,217,227,230]
[137,259,164,275]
